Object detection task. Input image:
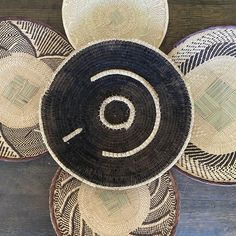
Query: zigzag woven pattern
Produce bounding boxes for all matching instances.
[169,26,236,184]
[50,169,179,236]
[0,19,73,161]
[14,20,73,57]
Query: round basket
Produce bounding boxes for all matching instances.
[40,40,193,189]
[62,0,169,49]
[0,18,74,161]
[169,26,236,184]
[50,168,179,236]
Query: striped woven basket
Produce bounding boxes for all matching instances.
[0,18,73,161]
[169,26,236,184]
[50,168,179,236]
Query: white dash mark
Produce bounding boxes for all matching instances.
[63,128,83,142]
[9,42,18,50]
[34,129,41,133]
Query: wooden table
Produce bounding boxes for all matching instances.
[0,1,236,235]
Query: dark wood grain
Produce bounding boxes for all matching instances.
[161,0,236,53]
[0,157,58,236]
[0,0,65,35]
[173,168,236,236]
[0,0,236,235]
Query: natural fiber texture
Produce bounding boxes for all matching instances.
[169,26,236,184]
[62,0,169,49]
[0,53,53,128]
[40,40,193,189]
[50,168,179,236]
[0,18,74,161]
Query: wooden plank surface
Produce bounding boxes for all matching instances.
[0,0,236,235]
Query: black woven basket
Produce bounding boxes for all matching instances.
[40,40,193,189]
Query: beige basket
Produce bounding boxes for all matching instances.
[62,0,169,49]
[169,26,236,184]
[0,18,73,161]
[50,168,179,236]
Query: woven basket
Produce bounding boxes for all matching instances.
[50,168,179,236]
[62,0,169,49]
[169,26,236,184]
[40,39,193,189]
[0,18,73,161]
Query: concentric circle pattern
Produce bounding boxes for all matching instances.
[62,0,169,49]
[169,26,236,184]
[41,40,192,189]
[50,168,179,236]
[0,19,74,161]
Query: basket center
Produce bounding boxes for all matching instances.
[78,183,150,236]
[104,100,130,125]
[99,95,135,130]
